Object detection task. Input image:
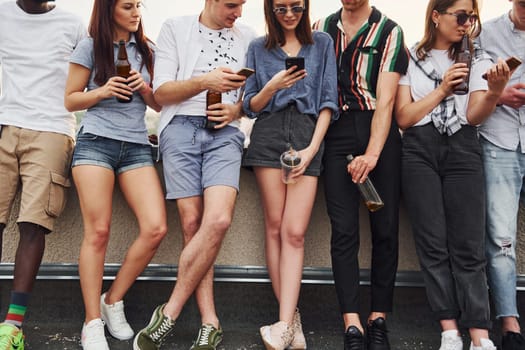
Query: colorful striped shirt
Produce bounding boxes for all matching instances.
[313,7,408,111]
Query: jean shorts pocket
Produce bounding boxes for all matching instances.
[45,172,71,218]
[76,128,98,142]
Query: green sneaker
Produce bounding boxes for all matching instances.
[0,323,24,350]
[133,304,175,350]
[190,324,223,350]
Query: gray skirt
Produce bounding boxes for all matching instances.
[242,105,323,176]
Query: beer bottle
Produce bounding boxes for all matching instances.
[453,34,471,95]
[346,154,384,212]
[116,40,132,103]
[205,90,221,129]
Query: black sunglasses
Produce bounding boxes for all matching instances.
[273,6,305,16]
[441,11,478,26]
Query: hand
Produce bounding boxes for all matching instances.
[127,69,148,92]
[485,58,511,96]
[439,63,469,96]
[347,154,378,183]
[266,67,307,92]
[206,102,242,129]
[499,82,525,109]
[99,75,133,101]
[206,67,246,93]
[288,146,316,180]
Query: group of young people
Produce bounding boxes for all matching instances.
[0,0,524,350]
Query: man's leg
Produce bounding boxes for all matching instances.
[175,195,220,328]
[481,138,523,338]
[163,185,237,321]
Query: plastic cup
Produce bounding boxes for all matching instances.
[280,148,301,184]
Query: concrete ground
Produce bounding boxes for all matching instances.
[0,280,521,349]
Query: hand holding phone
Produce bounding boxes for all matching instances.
[482,56,522,79]
[285,57,305,72]
[236,67,255,78]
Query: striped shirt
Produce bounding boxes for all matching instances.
[313,7,408,111]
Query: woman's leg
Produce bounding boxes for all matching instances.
[74,165,115,323]
[254,167,286,302]
[106,166,167,302]
[278,175,318,323]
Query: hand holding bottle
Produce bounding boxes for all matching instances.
[347,154,384,212]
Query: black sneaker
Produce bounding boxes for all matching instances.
[344,326,365,350]
[502,331,525,350]
[366,317,390,350]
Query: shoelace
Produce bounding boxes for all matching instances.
[0,334,12,348]
[368,324,388,344]
[150,318,173,343]
[109,303,127,326]
[197,325,213,345]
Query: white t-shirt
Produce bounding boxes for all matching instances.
[399,49,491,127]
[0,2,86,138]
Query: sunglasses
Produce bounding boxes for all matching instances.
[273,6,305,16]
[441,11,478,26]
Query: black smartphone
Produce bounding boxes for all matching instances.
[482,56,522,79]
[236,67,255,78]
[285,57,305,71]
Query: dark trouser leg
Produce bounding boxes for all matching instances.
[367,121,401,312]
[323,115,361,313]
[13,222,47,293]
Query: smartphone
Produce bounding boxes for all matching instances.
[285,57,305,71]
[236,67,255,78]
[482,56,522,79]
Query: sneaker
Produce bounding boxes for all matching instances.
[0,323,24,350]
[288,309,306,349]
[502,331,525,350]
[344,326,365,350]
[366,317,390,350]
[469,338,496,350]
[190,323,223,349]
[81,318,109,350]
[133,304,175,350]
[100,293,134,340]
[260,321,293,350]
[439,330,463,350]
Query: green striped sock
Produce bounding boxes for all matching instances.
[5,292,29,327]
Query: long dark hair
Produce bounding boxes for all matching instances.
[416,0,481,60]
[263,0,313,50]
[89,0,154,86]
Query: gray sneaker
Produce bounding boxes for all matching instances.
[133,304,175,350]
[190,324,223,350]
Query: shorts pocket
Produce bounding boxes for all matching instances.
[45,172,71,218]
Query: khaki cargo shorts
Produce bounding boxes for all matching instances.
[0,125,74,231]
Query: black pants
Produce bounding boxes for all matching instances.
[401,124,491,329]
[323,111,400,313]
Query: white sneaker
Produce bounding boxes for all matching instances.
[469,338,497,350]
[439,330,463,350]
[81,318,109,350]
[100,292,134,340]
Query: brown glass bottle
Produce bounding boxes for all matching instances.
[453,34,472,95]
[205,90,221,130]
[116,40,132,103]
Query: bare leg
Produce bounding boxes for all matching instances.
[105,166,167,304]
[501,316,521,334]
[13,222,47,292]
[73,165,115,323]
[163,186,237,321]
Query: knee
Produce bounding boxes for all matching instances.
[181,215,201,243]
[207,213,233,235]
[143,223,168,248]
[283,228,305,249]
[85,225,111,250]
[265,218,282,242]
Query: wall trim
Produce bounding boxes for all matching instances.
[1,263,524,289]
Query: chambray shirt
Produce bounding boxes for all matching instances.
[243,31,339,120]
[477,11,525,152]
[70,35,153,144]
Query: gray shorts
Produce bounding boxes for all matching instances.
[160,116,245,199]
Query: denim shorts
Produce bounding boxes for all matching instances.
[160,116,245,199]
[71,128,154,174]
[242,105,323,176]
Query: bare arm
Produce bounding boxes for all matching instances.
[348,72,400,183]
